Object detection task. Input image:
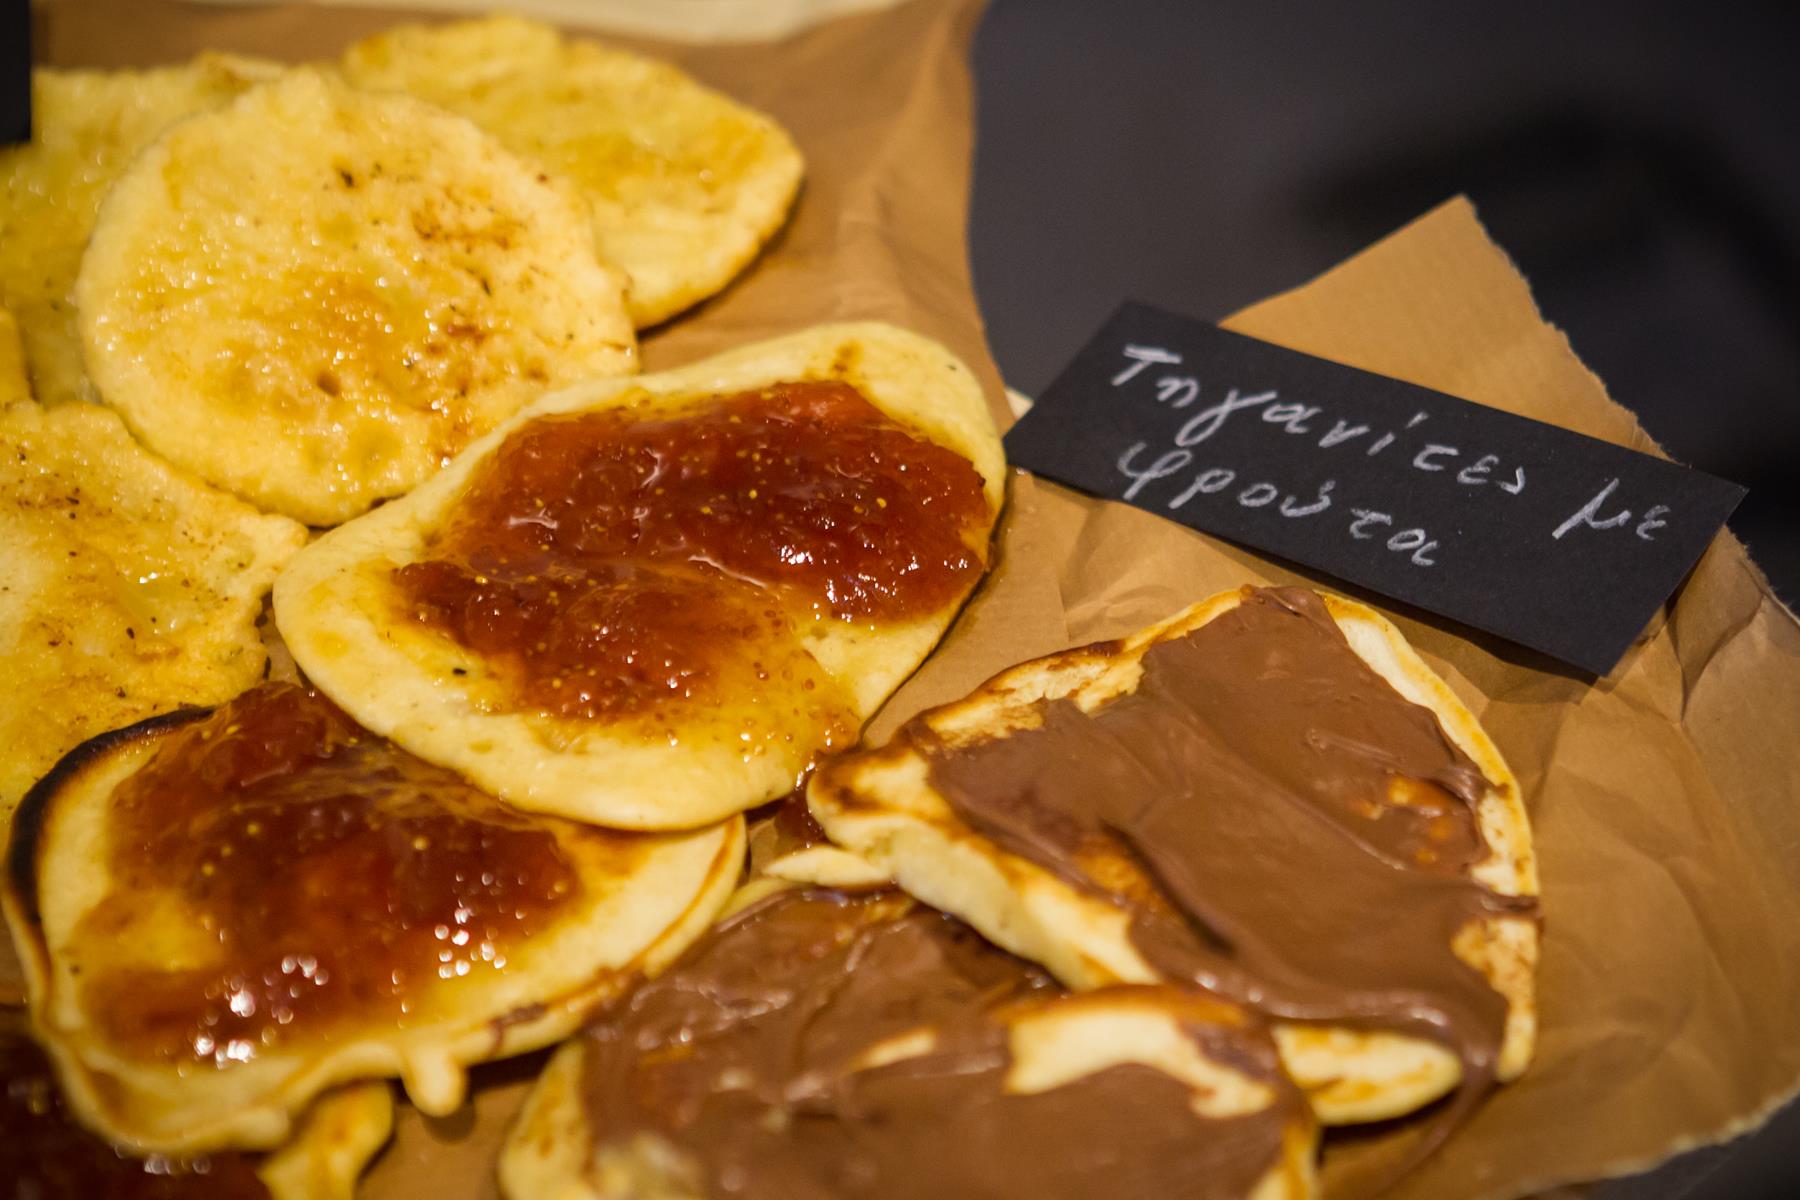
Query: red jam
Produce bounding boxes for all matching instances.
[1,1020,270,1198]
[76,683,584,1067]
[394,380,991,725]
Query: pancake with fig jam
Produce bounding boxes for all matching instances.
[275,324,1003,831]
[1,682,743,1154]
[499,885,1318,1200]
[808,586,1539,1130]
[1,1008,392,1200]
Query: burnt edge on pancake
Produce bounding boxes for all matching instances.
[7,706,212,930]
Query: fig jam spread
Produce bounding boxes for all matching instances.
[77,683,584,1067]
[395,381,990,726]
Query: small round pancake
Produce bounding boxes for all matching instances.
[498,883,1317,1200]
[274,323,1003,831]
[0,55,281,409]
[340,15,804,327]
[76,68,637,526]
[0,398,307,828]
[1,688,744,1155]
[808,587,1539,1126]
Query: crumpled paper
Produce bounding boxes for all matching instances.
[29,2,1800,1197]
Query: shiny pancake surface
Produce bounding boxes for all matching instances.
[809,586,1539,1129]
[0,398,306,828]
[276,324,1003,830]
[2,683,743,1153]
[339,14,804,327]
[76,69,636,525]
[499,885,1317,1200]
[0,55,280,409]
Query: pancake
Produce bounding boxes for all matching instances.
[275,323,1004,831]
[808,586,1539,1128]
[0,55,281,409]
[0,398,306,827]
[339,15,804,327]
[498,884,1317,1200]
[76,68,637,526]
[2,1006,392,1200]
[1,682,744,1154]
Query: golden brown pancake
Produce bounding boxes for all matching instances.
[0,55,281,409]
[2,683,743,1154]
[0,398,306,828]
[499,884,1317,1200]
[339,15,804,327]
[275,324,1003,831]
[809,586,1538,1128]
[76,69,637,525]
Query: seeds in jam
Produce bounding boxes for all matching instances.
[76,683,584,1068]
[394,380,991,729]
[1,1018,270,1198]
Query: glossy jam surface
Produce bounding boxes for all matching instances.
[0,1021,269,1198]
[78,683,583,1067]
[395,381,991,725]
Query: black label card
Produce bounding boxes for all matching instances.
[1007,302,1746,675]
[3,0,28,146]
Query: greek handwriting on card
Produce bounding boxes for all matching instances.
[1006,303,1745,674]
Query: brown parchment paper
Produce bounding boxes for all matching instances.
[28,2,1800,1198]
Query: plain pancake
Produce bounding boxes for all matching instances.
[499,883,1318,1200]
[1,683,743,1154]
[0,55,280,409]
[76,68,637,526]
[340,14,804,327]
[808,586,1539,1126]
[274,323,1003,831]
[3,1006,393,1200]
[0,398,306,828]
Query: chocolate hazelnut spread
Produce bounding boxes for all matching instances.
[913,588,1537,1154]
[574,887,1304,1199]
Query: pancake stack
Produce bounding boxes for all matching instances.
[1,14,1538,1200]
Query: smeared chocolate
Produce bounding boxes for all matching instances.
[575,887,1302,1199]
[916,588,1536,1162]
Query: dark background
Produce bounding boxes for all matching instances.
[968,2,1799,1197]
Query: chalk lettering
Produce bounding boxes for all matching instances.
[1406,412,1429,428]
[1349,508,1393,538]
[1386,529,1438,568]
[1636,505,1670,541]
[1499,466,1526,496]
[1117,442,1191,501]
[1366,431,1396,456]
[1174,388,1278,448]
[1553,478,1633,540]
[1457,453,1498,485]
[1168,467,1237,509]
[1413,443,1459,471]
[1261,402,1320,434]
[1280,480,1335,517]
[1112,345,1181,386]
[1238,482,1279,508]
[1319,419,1370,449]
[1155,376,1199,408]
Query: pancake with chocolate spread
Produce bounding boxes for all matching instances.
[1,682,743,1154]
[499,884,1318,1200]
[808,586,1539,1128]
[2,1007,393,1200]
[275,324,1003,831]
